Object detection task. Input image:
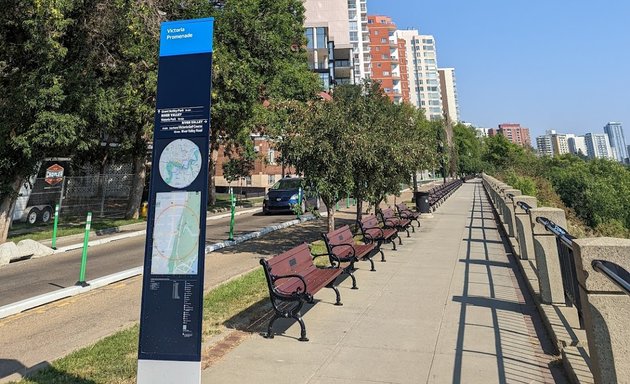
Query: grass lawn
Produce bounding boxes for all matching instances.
[14,269,268,384]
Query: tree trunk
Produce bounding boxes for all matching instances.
[356,199,363,222]
[0,178,23,243]
[326,203,335,232]
[125,155,146,219]
[413,172,418,192]
[208,147,218,206]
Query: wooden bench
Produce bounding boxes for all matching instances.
[322,224,379,289]
[260,243,343,342]
[378,207,413,237]
[395,202,421,228]
[357,214,400,256]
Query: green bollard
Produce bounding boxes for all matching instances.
[76,212,92,287]
[346,195,350,208]
[228,187,235,241]
[297,187,303,219]
[51,204,60,250]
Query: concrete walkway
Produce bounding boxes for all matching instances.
[201,180,567,384]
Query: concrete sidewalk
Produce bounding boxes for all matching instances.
[201,180,567,384]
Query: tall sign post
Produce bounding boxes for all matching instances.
[137,18,214,384]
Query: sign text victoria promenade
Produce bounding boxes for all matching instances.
[137,18,214,384]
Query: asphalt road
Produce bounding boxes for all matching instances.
[0,210,296,307]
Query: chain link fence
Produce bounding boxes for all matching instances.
[12,173,135,226]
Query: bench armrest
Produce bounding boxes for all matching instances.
[311,251,342,268]
[272,273,308,295]
[329,243,356,257]
[362,226,384,241]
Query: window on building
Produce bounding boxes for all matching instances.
[268,175,275,185]
[376,63,382,67]
[268,149,275,165]
[348,0,356,9]
[316,27,327,49]
[423,38,433,44]
[383,71,390,76]
[305,28,314,49]
[350,31,358,41]
[349,21,358,31]
[375,46,380,51]
[348,10,357,19]
[373,30,379,35]
[384,88,392,93]
[429,100,440,106]
[423,45,434,51]
[420,101,426,106]
[429,107,441,113]
[429,92,440,99]
[245,176,252,186]
[381,54,388,59]
[380,38,387,43]
[418,86,424,91]
[427,79,438,85]
[428,86,438,91]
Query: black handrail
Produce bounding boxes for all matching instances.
[517,201,532,213]
[592,260,630,296]
[536,216,583,327]
[536,216,574,248]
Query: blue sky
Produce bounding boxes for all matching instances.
[367,0,630,139]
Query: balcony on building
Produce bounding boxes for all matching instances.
[333,46,354,82]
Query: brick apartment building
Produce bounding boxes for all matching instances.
[488,123,531,147]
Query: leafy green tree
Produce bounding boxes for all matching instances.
[453,123,483,175]
[65,0,166,219]
[280,99,354,231]
[186,0,321,205]
[0,0,84,242]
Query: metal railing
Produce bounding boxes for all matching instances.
[517,201,532,214]
[536,216,584,328]
[592,260,630,296]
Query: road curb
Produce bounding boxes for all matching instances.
[0,212,319,320]
[51,207,263,254]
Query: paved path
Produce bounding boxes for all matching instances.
[201,180,567,383]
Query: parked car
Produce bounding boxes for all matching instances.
[263,177,319,214]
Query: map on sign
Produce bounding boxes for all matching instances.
[151,191,201,275]
[158,139,202,189]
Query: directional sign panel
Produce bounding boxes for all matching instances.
[137,18,213,384]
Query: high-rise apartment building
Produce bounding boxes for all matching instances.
[347,0,371,84]
[367,15,409,103]
[551,133,570,155]
[495,123,531,147]
[304,0,360,90]
[567,135,588,157]
[394,30,443,120]
[536,135,553,156]
[603,122,628,162]
[584,133,613,159]
[438,68,460,123]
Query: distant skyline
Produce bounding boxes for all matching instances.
[366,0,630,139]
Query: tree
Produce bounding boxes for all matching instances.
[65,0,168,219]
[453,123,483,175]
[0,0,84,242]
[186,0,320,205]
[281,99,354,231]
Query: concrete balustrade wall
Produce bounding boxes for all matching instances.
[481,173,630,384]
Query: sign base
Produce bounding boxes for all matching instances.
[137,359,201,384]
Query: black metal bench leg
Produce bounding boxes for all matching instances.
[368,257,375,272]
[405,228,410,237]
[379,249,386,262]
[398,234,403,245]
[411,225,415,233]
[391,238,397,250]
[289,301,308,341]
[264,312,281,339]
[328,285,343,306]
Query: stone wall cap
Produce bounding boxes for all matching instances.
[530,207,568,235]
[573,237,630,292]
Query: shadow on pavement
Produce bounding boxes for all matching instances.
[0,359,96,384]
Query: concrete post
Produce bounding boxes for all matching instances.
[512,196,537,260]
[572,238,630,384]
[530,207,568,304]
[502,189,521,238]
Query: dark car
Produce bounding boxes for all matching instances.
[263,177,320,214]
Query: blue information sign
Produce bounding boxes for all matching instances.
[138,17,213,384]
